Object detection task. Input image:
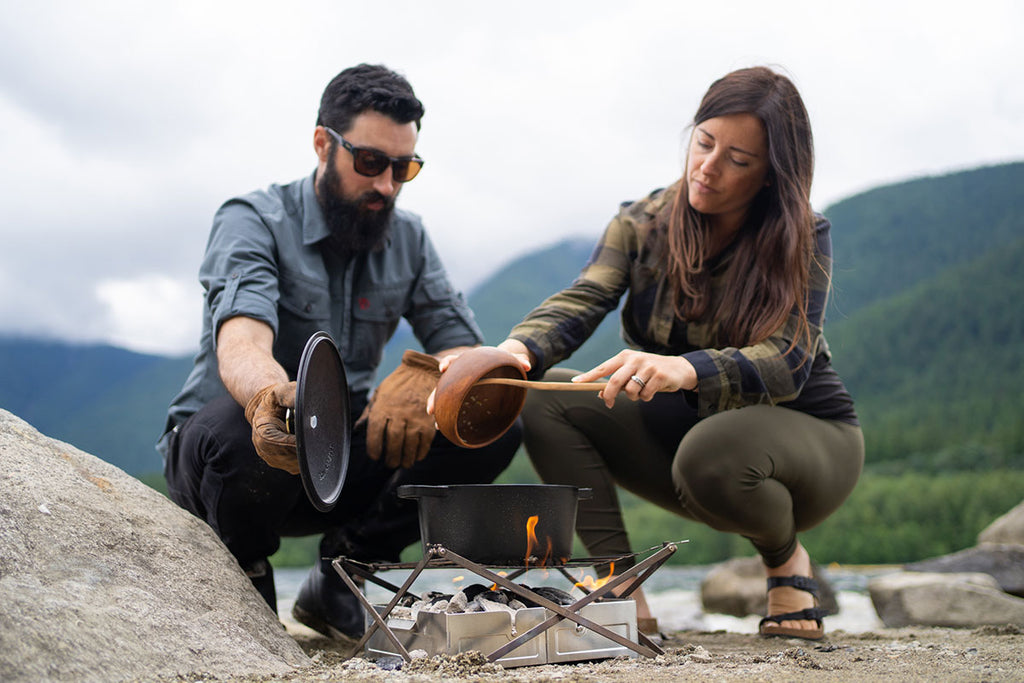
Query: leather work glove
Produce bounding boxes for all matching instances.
[244,381,299,474]
[356,349,440,469]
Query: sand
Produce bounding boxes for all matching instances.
[232,618,1024,682]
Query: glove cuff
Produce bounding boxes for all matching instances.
[402,349,441,375]
[244,385,273,424]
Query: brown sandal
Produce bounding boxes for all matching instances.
[758,575,826,641]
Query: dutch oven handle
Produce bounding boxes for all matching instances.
[397,484,450,499]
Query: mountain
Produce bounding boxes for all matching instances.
[1,162,1021,476]
[0,338,192,475]
[825,162,1024,317]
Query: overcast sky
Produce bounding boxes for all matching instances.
[1,0,1021,356]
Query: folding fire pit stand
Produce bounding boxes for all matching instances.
[330,542,678,667]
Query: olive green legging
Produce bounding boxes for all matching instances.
[522,368,864,570]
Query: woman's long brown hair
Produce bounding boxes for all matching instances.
[666,66,817,353]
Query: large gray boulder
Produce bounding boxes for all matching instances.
[868,571,1024,628]
[905,544,1024,597]
[0,409,309,683]
[978,500,1024,546]
[700,556,838,618]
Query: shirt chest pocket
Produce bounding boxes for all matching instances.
[274,273,331,376]
[348,284,408,366]
[350,284,408,322]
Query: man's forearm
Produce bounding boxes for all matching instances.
[216,317,289,408]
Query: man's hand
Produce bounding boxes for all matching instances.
[357,349,440,468]
[244,381,299,474]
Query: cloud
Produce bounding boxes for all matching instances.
[95,276,202,354]
[1,0,1022,354]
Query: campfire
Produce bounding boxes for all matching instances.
[346,483,677,667]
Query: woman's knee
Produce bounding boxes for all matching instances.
[671,410,777,523]
[673,417,750,490]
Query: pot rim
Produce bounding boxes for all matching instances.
[397,483,593,499]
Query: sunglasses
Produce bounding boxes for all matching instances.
[324,127,424,183]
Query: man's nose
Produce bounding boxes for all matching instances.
[373,167,396,197]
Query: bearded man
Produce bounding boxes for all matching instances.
[157,64,519,640]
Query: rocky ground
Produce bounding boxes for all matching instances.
[148,619,1024,682]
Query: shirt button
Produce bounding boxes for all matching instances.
[304,303,313,313]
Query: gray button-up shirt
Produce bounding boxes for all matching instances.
[160,171,482,451]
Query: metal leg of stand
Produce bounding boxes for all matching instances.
[552,548,669,652]
[504,567,529,582]
[612,544,678,651]
[337,559,423,602]
[492,544,675,660]
[331,551,434,661]
[439,544,676,662]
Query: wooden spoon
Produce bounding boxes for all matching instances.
[473,377,608,391]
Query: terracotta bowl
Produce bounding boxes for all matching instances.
[434,347,528,448]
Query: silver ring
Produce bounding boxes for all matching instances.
[630,374,647,389]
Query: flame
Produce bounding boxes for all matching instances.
[525,515,540,566]
[524,515,561,567]
[575,562,615,592]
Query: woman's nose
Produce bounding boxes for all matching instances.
[700,153,720,176]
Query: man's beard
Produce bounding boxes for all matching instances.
[317,150,395,252]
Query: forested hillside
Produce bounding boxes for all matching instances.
[826,162,1024,317]
[830,237,1024,467]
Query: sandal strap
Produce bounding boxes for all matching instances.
[766,575,819,597]
[759,606,828,627]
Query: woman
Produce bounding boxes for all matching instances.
[440,66,862,640]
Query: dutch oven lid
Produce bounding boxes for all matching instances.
[294,330,350,512]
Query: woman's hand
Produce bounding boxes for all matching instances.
[572,350,698,408]
[425,341,533,415]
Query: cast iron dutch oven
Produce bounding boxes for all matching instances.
[397,483,592,566]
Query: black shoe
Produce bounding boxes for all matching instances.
[243,559,277,613]
[291,563,365,639]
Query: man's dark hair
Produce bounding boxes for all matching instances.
[316,64,424,134]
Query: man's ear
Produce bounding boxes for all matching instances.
[313,126,330,163]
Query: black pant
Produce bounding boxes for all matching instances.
[164,394,520,570]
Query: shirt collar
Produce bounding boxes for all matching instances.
[300,170,331,246]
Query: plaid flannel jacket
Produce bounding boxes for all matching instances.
[509,184,855,421]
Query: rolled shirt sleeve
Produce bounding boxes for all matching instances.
[200,200,283,346]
